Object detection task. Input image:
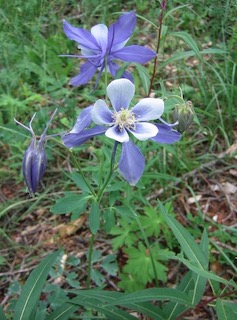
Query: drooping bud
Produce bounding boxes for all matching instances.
[15,109,57,196]
[173,100,194,132]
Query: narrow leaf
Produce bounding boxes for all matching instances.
[107,288,191,306]
[163,271,194,319]
[89,200,100,234]
[158,48,226,70]
[46,303,78,320]
[134,63,150,95]
[174,256,236,287]
[168,31,202,60]
[216,298,236,320]
[13,251,61,320]
[69,296,137,320]
[158,201,208,270]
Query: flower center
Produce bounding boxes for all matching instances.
[113,108,136,131]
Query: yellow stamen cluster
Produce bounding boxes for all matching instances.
[113,108,136,131]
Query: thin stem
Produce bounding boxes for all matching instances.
[148,0,168,96]
[86,233,95,289]
[86,141,118,288]
[97,141,118,203]
[133,211,159,287]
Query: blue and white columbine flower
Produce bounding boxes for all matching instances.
[62,11,156,86]
[15,110,57,196]
[63,79,181,185]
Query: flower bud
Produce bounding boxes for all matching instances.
[15,109,57,196]
[22,138,47,197]
[173,100,194,132]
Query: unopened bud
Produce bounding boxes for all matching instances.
[173,100,194,132]
[22,138,47,197]
[15,109,57,196]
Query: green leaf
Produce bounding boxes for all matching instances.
[163,271,194,319]
[158,201,208,270]
[69,295,137,320]
[158,48,226,70]
[123,302,166,320]
[107,288,191,306]
[50,194,89,214]
[46,303,78,320]
[13,251,61,320]
[174,255,235,287]
[0,305,6,320]
[134,63,150,95]
[89,200,100,234]
[168,31,202,60]
[123,242,168,284]
[216,298,236,320]
[70,172,91,194]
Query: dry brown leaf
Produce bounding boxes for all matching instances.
[58,215,86,238]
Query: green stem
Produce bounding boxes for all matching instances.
[86,141,118,288]
[97,141,118,202]
[133,211,159,287]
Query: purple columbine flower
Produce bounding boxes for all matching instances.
[14,109,57,197]
[63,79,181,185]
[62,11,156,86]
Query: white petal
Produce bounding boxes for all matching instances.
[128,123,158,141]
[107,79,135,112]
[105,125,129,143]
[131,98,164,121]
[92,99,113,125]
[91,24,108,54]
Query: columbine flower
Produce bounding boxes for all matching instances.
[62,11,156,86]
[63,79,181,185]
[14,109,57,196]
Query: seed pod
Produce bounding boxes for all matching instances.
[173,100,194,132]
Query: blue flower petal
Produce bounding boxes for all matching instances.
[62,126,106,148]
[63,19,99,50]
[108,11,136,51]
[70,61,98,86]
[151,123,181,144]
[105,125,129,143]
[91,24,108,55]
[107,78,135,112]
[132,98,164,121]
[113,45,156,63]
[118,140,145,185]
[128,123,158,141]
[70,105,93,134]
[92,100,113,125]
